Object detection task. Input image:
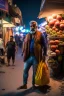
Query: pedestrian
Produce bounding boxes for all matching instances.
[6,36,17,66]
[17,21,47,89]
[15,34,19,46]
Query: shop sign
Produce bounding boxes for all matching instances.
[0,0,8,12]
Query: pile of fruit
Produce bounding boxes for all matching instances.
[46,14,64,75]
[49,39,64,56]
[45,14,64,37]
[45,14,64,56]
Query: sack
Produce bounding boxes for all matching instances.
[35,61,50,86]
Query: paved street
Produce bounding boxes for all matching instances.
[0,49,63,96]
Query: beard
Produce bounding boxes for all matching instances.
[30,28,36,34]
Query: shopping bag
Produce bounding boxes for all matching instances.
[35,61,50,86]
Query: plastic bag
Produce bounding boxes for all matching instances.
[35,61,50,86]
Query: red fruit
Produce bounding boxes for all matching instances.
[57,15,62,21]
[60,24,64,30]
[55,50,60,55]
[49,20,55,27]
[54,40,59,44]
[52,19,57,23]
[49,40,55,45]
[55,21,60,28]
[50,45,58,51]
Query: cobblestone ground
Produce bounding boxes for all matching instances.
[0,49,63,96]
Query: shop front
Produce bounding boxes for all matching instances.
[0,19,15,47]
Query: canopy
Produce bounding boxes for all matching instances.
[2,19,15,27]
[38,0,64,18]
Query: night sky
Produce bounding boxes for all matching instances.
[13,0,42,28]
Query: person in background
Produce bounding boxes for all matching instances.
[0,35,5,65]
[17,20,47,89]
[0,35,5,54]
[15,34,19,46]
[6,36,17,66]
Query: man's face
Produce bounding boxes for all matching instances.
[10,37,13,41]
[30,23,37,34]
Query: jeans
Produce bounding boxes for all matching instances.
[23,55,38,85]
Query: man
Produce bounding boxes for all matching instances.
[6,36,17,66]
[15,34,19,46]
[17,21,47,89]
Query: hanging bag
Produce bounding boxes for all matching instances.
[35,61,50,86]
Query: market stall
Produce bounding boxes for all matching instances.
[46,14,64,76]
[38,0,64,77]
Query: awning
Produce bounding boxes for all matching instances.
[38,0,64,18]
[2,19,15,27]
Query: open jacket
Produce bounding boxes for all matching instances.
[22,30,47,63]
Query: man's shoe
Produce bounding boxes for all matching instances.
[17,84,27,90]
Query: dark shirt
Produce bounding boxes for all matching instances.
[6,41,16,52]
[30,38,34,54]
[29,33,47,56]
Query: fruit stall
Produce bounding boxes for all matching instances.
[45,14,64,76]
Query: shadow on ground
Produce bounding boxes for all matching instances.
[1,85,51,96]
